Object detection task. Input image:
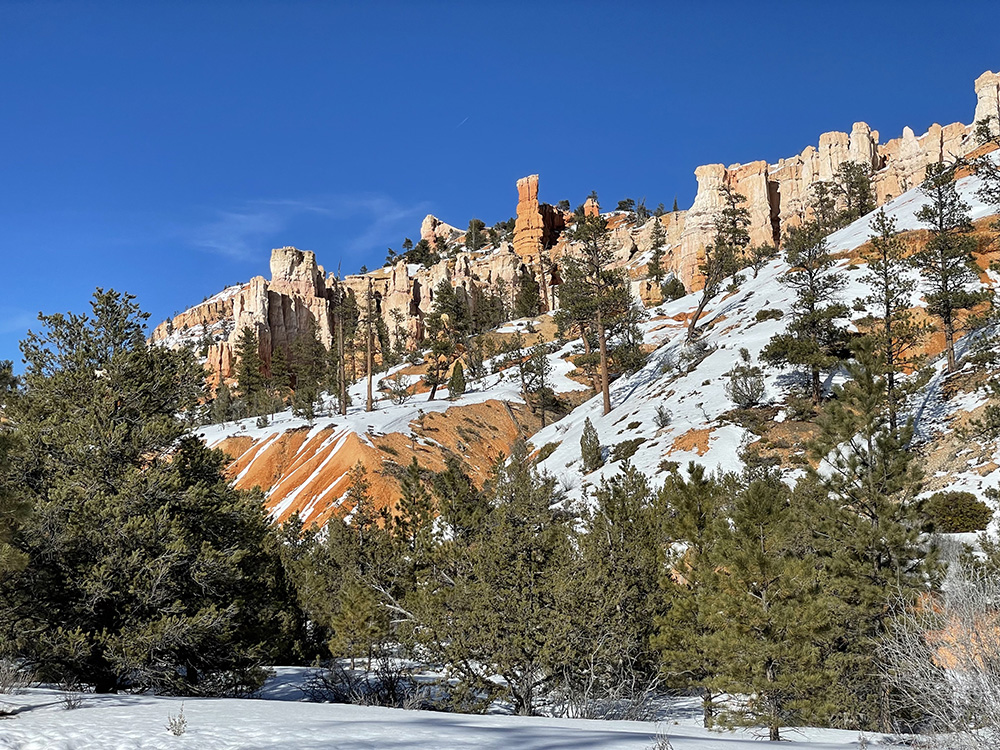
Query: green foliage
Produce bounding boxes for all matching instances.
[833,161,875,225]
[648,218,667,283]
[211,379,234,424]
[290,318,327,420]
[0,361,28,578]
[580,417,603,472]
[610,437,645,463]
[923,490,993,533]
[660,276,686,301]
[534,442,559,463]
[725,347,766,408]
[465,218,486,252]
[513,270,542,319]
[689,185,749,340]
[234,326,268,418]
[447,360,466,400]
[857,209,929,429]
[1,289,298,694]
[911,161,987,373]
[755,308,783,322]
[761,220,849,403]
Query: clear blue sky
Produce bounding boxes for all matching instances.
[1,0,997,364]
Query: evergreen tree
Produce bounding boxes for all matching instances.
[648,217,667,283]
[706,475,835,741]
[562,214,632,414]
[688,185,749,340]
[834,161,875,225]
[806,344,937,729]
[211,379,234,424]
[580,417,603,472]
[0,290,297,694]
[570,463,664,703]
[422,281,463,401]
[466,218,487,252]
[810,181,840,234]
[394,457,435,556]
[653,463,726,727]
[857,209,929,430]
[761,221,849,404]
[269,344,292,409]
[432,455,485,544]
[0,361,27,578]
[513,269,542,319]
[911,161,985,373]
[448,360,466,400]
[234,325,267,417]
[519,344,554,427]
[290,319,326,420]
[410,443,575,715]
[672,197,679,212]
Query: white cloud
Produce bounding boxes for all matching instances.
[191,195,431,262]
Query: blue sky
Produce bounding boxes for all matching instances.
[1,1,998,364]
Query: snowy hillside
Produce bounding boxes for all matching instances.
[531,158,1000,506]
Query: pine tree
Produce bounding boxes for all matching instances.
[411,442,575,715]
[513,270,542,319]
[810,181,840,233]
[580,417,603,473]
[234,325,267,417]
[0,289,297,694]
[648,217,667,284]
[653,463,726,727]
[448,360,466,400]
[290,318,327,420]
[520,344,554,427]
[269,344,292,409]
[571,462,664,701]
[806,343,937,729]
[705,475,835,741]
[562,214,632,414]
[761,221,849,404]
[672,197,679,213]
[466,218,487,252]
[0,361,27,578]
[911,161,985,373]
[211,379,234,424]
[688,185,749,340]
[857,209,929,429]
[834,161,875,225]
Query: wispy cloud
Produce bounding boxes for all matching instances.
[191,195,431,262]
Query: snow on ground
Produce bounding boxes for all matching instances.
[0,670,909,750]
[533,164,1000,504]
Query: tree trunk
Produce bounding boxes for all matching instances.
[596,308,611,415]
[812,365,821,404]
[945,315,956,373]
[702,687,714,728]
[688,290,711,341]
[337,301,347,415]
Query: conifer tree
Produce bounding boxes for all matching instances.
[432,455,484,544]
[447,360,466,400]
[513,270,542,319]
[688,185,749,340]
[234,325,267,417]
[810,181,840,233]
[911,161,985,373]
[0,290,297,694]
[571,462,664,701]
[411,443,575,715]
[211,379,234,424]
[653,463,726,727]
[648,217,667,284]
[761,221,849,404]
[394,457,435,555]
[706,475,835,741]
[0,361,27,578]
[807,343,936,729]
[857,209,929,429]
[580,417,603,472]
[834,161,875,225]
[290,318,327,420]
[562,214,631,414]
[466,218,487,252]
[269,344,292,409]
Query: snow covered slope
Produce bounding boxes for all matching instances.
[531,158,1000,506]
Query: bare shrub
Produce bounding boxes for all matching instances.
[165,703,187,736]
[301,655,429,709]
[883,566,1000,749]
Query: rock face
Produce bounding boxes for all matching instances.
[672,70,995,289]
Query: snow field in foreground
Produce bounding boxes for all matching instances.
[0,668,907,750]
